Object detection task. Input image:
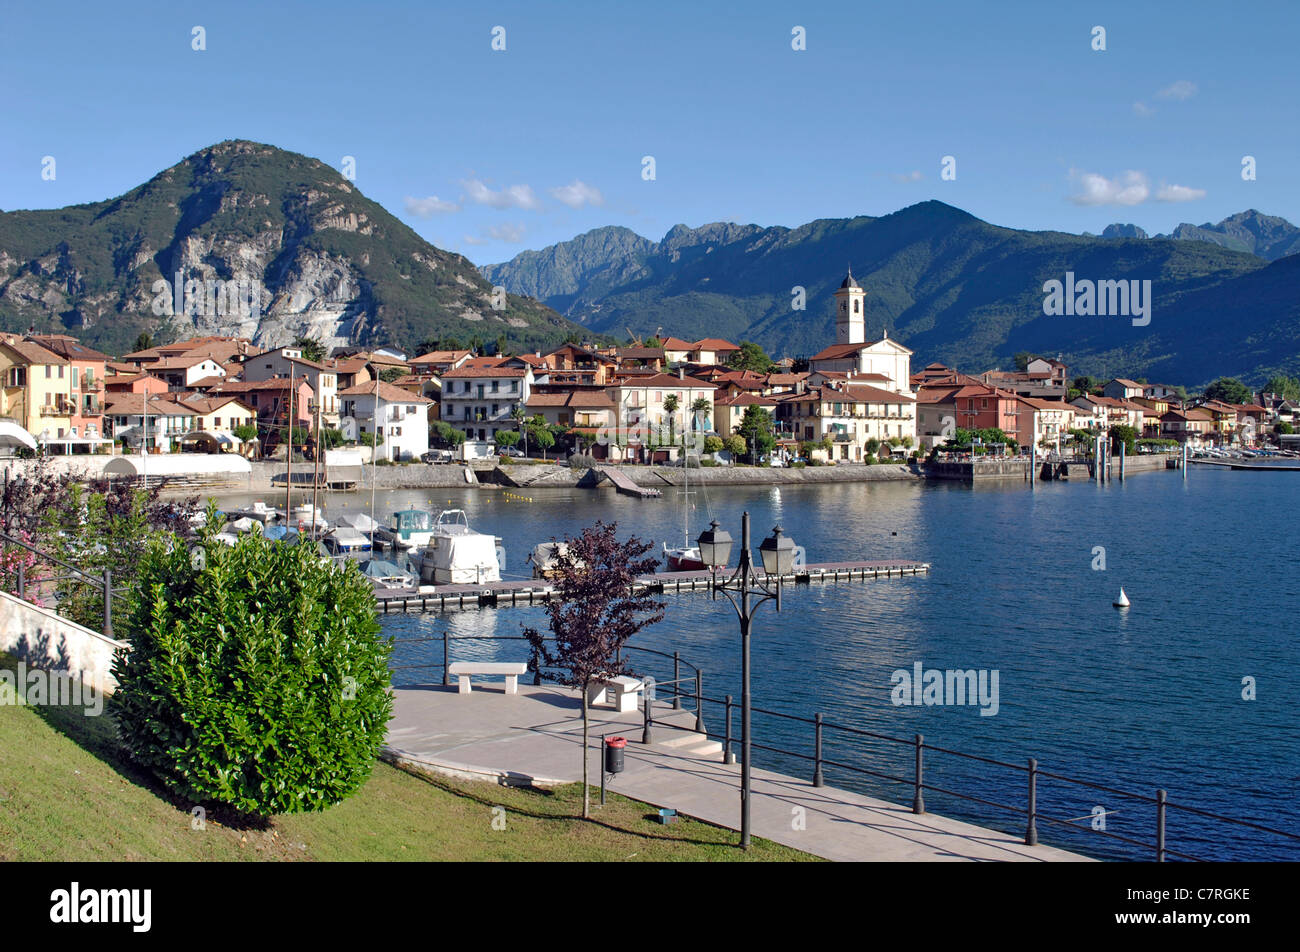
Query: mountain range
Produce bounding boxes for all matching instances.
[2,140,1296,388]
[483,205,1300,387]
[0,141,580,356]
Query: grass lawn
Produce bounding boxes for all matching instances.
[0,654,815,862]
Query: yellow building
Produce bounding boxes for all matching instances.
[0,336,74,444]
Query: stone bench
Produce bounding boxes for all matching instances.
[587,675,645,713]
[448,662,529,695]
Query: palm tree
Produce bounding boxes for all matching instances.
[662,394,680,449]
[690,397,711,454]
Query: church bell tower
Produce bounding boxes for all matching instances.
[833,268,865,345]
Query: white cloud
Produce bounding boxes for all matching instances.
[463,223,527,246]
[403,195,460,217]
[1068,169,1150,206]
[549,180,604,208]
[1157,80,1197,101]
[1156,183,1207,202]
[486,222,527,243]
[1132,101,1155,118]
[890,170,924,183]
[462,178,540,210]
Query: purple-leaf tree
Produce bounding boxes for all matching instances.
[523,521,664,818]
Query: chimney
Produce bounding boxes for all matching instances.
[678,367,684,379]
[796,380,805,394]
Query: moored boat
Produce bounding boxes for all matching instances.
[408,509,501,585]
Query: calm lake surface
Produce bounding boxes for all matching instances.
[218,468,1299,860]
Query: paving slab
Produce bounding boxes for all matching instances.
[385,683,1091,862]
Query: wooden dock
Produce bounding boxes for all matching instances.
[375,559,930,613]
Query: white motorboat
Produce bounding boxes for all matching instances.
[408,509,501,585]
[526,541,578,580]
[228,501,278,524]
[323,526,373,556]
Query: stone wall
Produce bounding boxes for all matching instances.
[0,591,126,695]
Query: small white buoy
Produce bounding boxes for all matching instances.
[1113,587,1130,609]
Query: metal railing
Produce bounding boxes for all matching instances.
[688,691,1299,863]
[386,629,1298,862]
[0,530,120,637]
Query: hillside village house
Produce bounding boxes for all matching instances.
[915,385,960,450]
[146,354,228,390]
[1026,356,1069,390]
[339,381,431,462]
[105,394,198,453]
[1070,394,1145,432]
[0,335,113,452]
[608,371,718,454]
[211,377,315,451]
[105,372,169,397]
[1017,396,1076,451]
[1161,408,1214,445]
[539,344,617,387]
[242,348,340,426]
[1102,378,1146,401]
[524,390,616,430]
[714,393,778,441]
[660,337,741,367]
[177,395,258,453]
[439,365,533,442]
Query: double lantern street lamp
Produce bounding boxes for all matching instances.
[696,511,797,850]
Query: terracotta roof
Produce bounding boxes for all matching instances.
[612,347,666,360]
[188,375,229,389]
[526,392,616,409]
[835,383,917,404]
[765,373,809,386]
[25,335,111,362]
[611,373,719,389]
[0,336,64,365]
[179,395,255,414]
[691,338,740,351]
[1018,397,1075,411]
[338,380,432,403]
[716,393,777,407]
[442,366,528,379]
[811,335,914,361]
[104,395,197,417]
[214,377,314,393]
[660,337,695,350]
[410,350,472,364]
[150,354,226,371]
[1110,378,1144,389]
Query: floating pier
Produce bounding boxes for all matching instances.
[375,559,931,613]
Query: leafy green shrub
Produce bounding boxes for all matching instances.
[111,525,393,817]
[790,461,807,469]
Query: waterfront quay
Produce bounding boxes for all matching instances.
[375,559,930,613]
[385,683,1089,862]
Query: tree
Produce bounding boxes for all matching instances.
[495,334,509,357]
[703,435,724,454]
[1204,378,1252,405]
[723,434,746,461]
[1264,375,1300,401]
[727,341,776,373]
[737,404,775,463]
[232,423,259,444]
[1275,422,1295,435]
[495,430,520,450]
[378,367,407,383]
[133,332,153,353]
[1109,423,1138,454]
[292,336,327,363]
[690,397,711,440]
[521,523,664,818]
[1013,352,1033,372]
[1072,376,1100,395]
[662,394,680,447]
[111,519,392,817]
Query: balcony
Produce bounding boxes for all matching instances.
[81,372,102,392]
[81,401,103,417]
[40,402,75,417]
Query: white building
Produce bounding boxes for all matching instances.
[339,381,432,462]
[808,270,914,396]
[439,366,533,443]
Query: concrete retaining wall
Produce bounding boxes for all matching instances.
[0,590,126,694]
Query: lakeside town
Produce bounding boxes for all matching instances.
[4,270,1297,479]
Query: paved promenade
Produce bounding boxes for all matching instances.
[385,683,1090,862]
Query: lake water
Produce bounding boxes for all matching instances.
[218,468,1299,860]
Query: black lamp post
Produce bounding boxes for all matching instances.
[697,511,796,849]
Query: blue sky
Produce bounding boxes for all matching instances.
[1,0,1295,264]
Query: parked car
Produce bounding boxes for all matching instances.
[422,449,455,464]
[498,447,524,458]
